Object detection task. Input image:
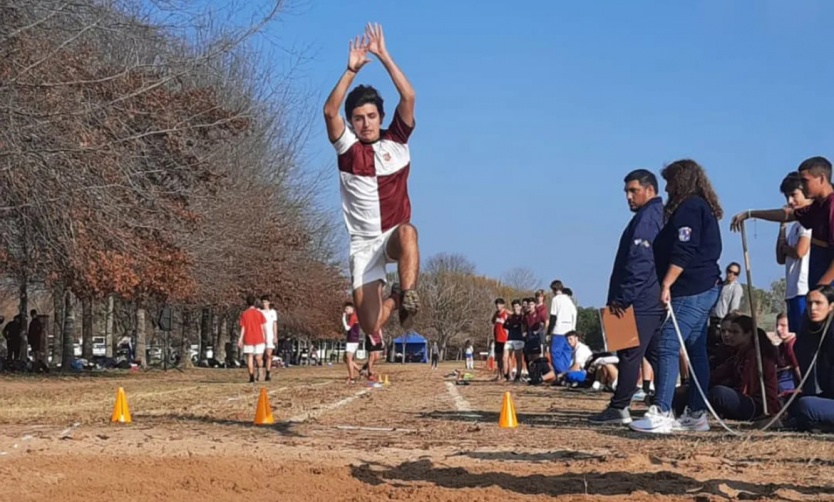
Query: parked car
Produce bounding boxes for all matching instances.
[92,336,106,357]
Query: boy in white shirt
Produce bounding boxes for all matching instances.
[776,172,812,333]
[548,280,577,374]
[559,331,593,386]
[259,295,279,381]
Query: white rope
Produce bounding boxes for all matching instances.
[668,303,833,435]
[668,304,742,436]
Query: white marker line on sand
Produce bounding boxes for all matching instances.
[445,382,473,412]
[287,388,371,423]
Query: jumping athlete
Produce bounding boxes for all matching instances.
[323,23,420,337]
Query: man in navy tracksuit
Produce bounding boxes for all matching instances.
[590,169,665,425]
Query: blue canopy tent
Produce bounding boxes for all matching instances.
[393,333,428,363]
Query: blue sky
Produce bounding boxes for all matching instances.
[224,1,834,307]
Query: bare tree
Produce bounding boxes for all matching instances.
[501,267,542,293]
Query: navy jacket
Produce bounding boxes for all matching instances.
[607,197,663,313]
[653,196,721,297]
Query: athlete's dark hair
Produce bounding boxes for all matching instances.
[809,285,834,305]
[780,171,808,197]
[729,315,777,359]
[776,312,787,322]
[260,294,271,302]
[550,280,564,292]
[345,85,384,120]
[245,295,256,307]
[798,156,832,182]
[624,169,658,193]
[511,299,521,307]
[495,298,505,305]
[343,301,354,308]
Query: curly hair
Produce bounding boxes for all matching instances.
[661,159,723,220]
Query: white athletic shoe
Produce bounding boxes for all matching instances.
[674,407,710,432]
[628,405,676,434]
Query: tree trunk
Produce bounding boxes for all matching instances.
[105,295,115,358]
[135,306,147,368]
[81,296,93,360]
[200,307,212,359]
[18,276,29,361]
[215,314,227,363]
[180,308,193,369]
[51,285,64,366]
[227,316,238,365]
[61,292,75,370]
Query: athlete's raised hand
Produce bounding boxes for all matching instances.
[348,35,371,73]
[365,22,387,58]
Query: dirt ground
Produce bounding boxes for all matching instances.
[0,362,832,502]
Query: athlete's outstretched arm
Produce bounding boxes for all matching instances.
[365,23,415,127]
[323,35,371,142]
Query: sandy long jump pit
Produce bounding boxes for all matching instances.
[1,363,833,501]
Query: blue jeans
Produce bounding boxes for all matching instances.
[708,385,758,421]
[792,396,834,431]
[786,296,806,334]
[550,335,572,374]
[654,286,720,414]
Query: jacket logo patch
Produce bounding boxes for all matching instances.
[633,238,651,248]
[678,227,692,242]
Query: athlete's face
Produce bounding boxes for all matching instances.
[722,321,750,349]
[800,169,827,199]
[784,188,811,209]
[350,103,382,142]
[776,316,790,340]
[807,290,834,323]
[624,180,655,212]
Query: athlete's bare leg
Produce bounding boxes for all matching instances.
[354,282,397,336]
[386,223,419,290]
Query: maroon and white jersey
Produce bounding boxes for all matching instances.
[332,110,414,238]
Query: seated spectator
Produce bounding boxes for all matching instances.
[588,352,619,391]
[524,332,555,385]
[790,286,834,432]
[708,315,780,421]
[775,312,801,395]
[557,331,593,387]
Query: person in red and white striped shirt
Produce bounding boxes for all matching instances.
[323,23,421,338]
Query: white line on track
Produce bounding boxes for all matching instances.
[444,381,473,412]
[287,387,371,423]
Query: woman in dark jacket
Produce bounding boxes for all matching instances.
[709,315,780,420]
[791,286,834,431]
[631,159,722,434]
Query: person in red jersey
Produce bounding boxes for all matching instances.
[237,295,267,384]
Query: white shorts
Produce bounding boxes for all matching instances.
[507,340,525,351]
[346,342,359,354]
[243,344,265,355]
[349,226,398,291]
[266,338,275,350]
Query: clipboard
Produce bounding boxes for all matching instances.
[598,306,640,352]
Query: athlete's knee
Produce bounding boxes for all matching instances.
[397,223,418,243]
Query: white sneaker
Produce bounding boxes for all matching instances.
[674,407,710,432]
[628,405,676,434]
[591,381,602,391]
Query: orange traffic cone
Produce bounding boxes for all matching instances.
[498,391,518,428]
[254,387,275,425]
[111,387,132,424]
[487,356,495,371]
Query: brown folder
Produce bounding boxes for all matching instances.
[598,306,640,352]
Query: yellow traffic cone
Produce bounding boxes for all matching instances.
[254,387,275,425]
[383,375,390,385]
[498,391,518,428]
[111,387,132,424]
